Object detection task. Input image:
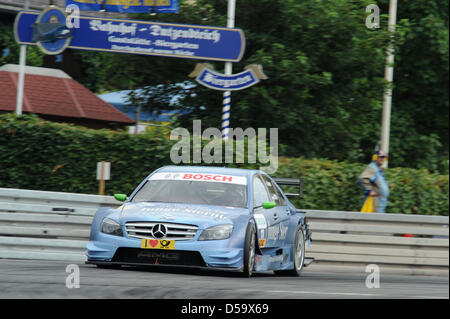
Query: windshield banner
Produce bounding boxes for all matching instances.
[65,0,179,14]
[149,173,248,185]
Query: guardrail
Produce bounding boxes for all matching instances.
[0,188,448,275]
[303,209,449,276]
[0,188,118,262]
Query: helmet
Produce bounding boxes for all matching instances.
[372,150,388,161]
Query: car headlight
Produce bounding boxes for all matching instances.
[198,224,233,241]
[101,218,123,236]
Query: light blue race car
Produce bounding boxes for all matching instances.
[86,166,312,277]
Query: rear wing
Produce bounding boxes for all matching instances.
[273,177,304,198]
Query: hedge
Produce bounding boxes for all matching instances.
[0,114,448,216]
[275,157,449,216]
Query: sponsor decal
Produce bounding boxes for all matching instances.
[267,223,288,241]
[137,251,179,260]
[253,214,268,229]
[279,222,288,241]
[141,238,175,249]
[124,205,228,220]
[149,172,247,185]
[270,255,283,262]
[267,226,278,240]
[258,239,266,248]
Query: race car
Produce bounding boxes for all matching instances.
[86,166,312,277]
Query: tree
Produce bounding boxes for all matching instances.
[174,0,394,163]
[386,0,449,173]
[0,20,45,67]
[1,0,447,173]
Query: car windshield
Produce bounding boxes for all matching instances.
[132,179,248,208]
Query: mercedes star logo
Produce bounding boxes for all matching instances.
[152,224,167,239]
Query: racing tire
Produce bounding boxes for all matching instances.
[274,224,305,277]
[242,223,257,278]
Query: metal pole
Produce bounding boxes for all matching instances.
[15,0,30,116]
[135,105,141,134]
[222,0,236,140]
[99,161,105,195]
[380,0,397,167]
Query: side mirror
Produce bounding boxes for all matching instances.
[262,201,276,209]
[114,194,127,202]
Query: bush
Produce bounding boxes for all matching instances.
[275,157,449,216]
[0,113,172,195]
[0,114,448,216]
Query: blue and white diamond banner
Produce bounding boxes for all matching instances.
[65,0,179,14]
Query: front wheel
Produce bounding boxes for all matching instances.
[274,225,305,277]
[242,223,256,277]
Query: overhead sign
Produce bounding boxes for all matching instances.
[15,10,246,62]
[66,0,179,14]
[189,63,268,91]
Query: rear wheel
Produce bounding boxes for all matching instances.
[242,223,256,277]
[274,225,305,277]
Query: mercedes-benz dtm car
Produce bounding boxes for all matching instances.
[86,166,312,277]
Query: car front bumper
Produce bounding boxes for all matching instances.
[86,234,244,269]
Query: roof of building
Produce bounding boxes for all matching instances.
[98,86,194,122]
[0,64,134,125]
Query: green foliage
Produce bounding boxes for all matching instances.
[176,0,395,164]
[383,0,449,174]
[0,114,172,195]
[0,21,45,67]
[276,157,448,216]
[0,114,447,216]
[65,0,448,174]
[0,0,447,174]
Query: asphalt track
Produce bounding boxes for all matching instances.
[0,259,448,299]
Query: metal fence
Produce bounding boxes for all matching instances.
[302,209,449,276]
[0,187,115,262]
[0,188,448,275]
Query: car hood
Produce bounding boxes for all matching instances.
[110,202,249,228]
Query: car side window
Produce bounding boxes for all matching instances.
[272,183,287,206]
[262,175,287,206]
[253,176,270,207]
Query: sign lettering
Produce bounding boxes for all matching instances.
[15,11,246,62]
